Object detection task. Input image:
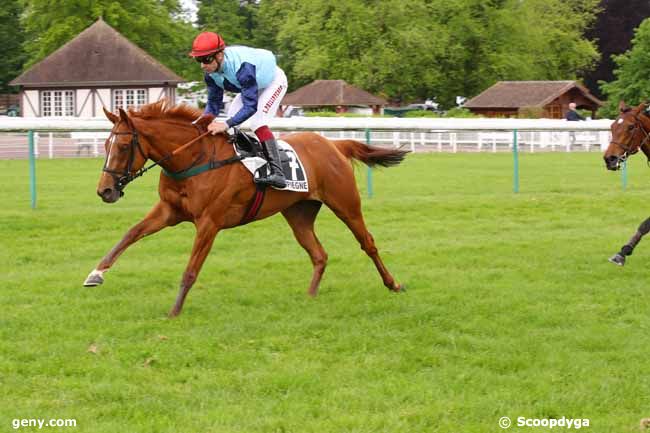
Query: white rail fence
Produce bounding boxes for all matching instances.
[0,117,613,160]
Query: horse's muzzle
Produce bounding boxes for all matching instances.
[604,155,622,171]
[97,187,122,203]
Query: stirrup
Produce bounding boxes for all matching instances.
[256,173,286,188]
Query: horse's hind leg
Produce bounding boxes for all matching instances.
[282,200,328,296]
[609,217,650,266]
[323,190,402,292]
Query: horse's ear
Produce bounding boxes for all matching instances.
[118,108,134,129]
[103,107,119,124]
[619,100,629,112]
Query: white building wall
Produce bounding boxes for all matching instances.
[76,89,93,117]
[94,89,111,116]
[22,90,39,117]
[149,87,166,102]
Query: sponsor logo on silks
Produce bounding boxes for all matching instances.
[262,85,284,114]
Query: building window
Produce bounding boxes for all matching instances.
[112,89,147,111]
[546,105,562,119]
[41,90,75,117]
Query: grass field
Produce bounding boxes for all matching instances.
[2,151,650,433]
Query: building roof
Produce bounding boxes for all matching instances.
[464,81,603,109]
[10,18,184,87]
[282,80,387,107]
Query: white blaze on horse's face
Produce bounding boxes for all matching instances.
[105,134,118,168]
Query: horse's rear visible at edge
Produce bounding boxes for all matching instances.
[84,102,409,317]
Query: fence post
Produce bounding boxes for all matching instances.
[28,130,37,208]
[365,128,373,199]
[48,133,54,159]
[513,129,519,193]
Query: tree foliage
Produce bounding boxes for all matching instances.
[599,18,650,117]
[243,0,600,108]
[20,0,198,80]
[0,1,26,92]
[4,0,604,107]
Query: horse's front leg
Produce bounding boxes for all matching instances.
[84,201,180,286]
[609,217,650,266]
[169,218,220,317]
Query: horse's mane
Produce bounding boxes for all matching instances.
[128,99,202,123]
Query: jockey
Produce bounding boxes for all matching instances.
[190,31,287,188]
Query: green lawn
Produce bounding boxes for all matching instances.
[1,151,650,432]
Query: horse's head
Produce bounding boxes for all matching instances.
[97,107,149,203]
[603,101,650,171]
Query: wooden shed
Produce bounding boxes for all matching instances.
[281,80,386,115]
[10,18,184,118]
[464,81,603,119]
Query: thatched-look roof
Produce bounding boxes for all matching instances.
[282,80,386,106]
[11,18,184,87]
[464,81,602,109]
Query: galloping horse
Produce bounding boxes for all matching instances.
[603,101,650,265]
[84,100,408,316]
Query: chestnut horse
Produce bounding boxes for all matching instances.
[603,101,650,265]
[84,101,408,316]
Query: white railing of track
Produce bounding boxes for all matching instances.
[0,116,613,159]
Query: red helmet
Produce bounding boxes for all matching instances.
[189,32,226,57]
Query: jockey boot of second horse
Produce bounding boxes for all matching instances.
[259,139,287,188]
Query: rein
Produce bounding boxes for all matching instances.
[103,128,244,191]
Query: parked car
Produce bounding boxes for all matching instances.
[0,104,19,116]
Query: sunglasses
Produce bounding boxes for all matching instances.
[195,53,218,64]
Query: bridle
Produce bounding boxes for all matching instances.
[102,121,224,193]
[102,127,148,193]
[610,112,650,163]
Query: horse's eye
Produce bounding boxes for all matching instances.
[628,125,635,131]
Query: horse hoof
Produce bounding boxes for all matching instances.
[83,270,104,287]
[608,253,625,267]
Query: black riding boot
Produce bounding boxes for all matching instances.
[258,139,287,188]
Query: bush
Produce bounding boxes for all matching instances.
[443,108,479,118]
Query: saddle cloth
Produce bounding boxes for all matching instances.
[233,136,309,192]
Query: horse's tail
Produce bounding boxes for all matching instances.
[333,140,409,168]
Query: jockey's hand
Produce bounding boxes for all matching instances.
[208,120,229,135]
[191,113,215,134]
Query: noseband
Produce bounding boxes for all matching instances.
[610,114,650,162]
[102,128,147,192]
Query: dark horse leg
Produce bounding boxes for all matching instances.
[169,218,219,317]
[84,201,179,286]
[609,217,650,266]
[282,200,328,296]
[324,191,402,292]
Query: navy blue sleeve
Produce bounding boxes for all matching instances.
[203,74,223,116]
[226,62,258,127]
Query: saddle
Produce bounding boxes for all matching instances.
[230,128,265,157]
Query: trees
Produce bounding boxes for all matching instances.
[5,0,604,107]
[583,0,650,98]
[196,0,257,45]
[20,0,198,80]
[261,0,600,108]
[0,1,26,93]
[599,18,650,117]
